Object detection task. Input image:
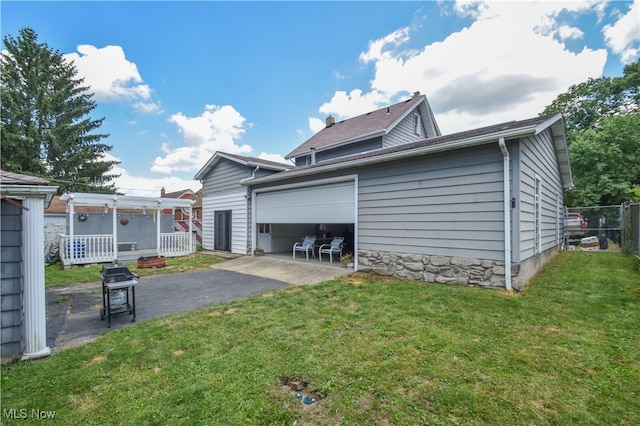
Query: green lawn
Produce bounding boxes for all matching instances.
[3,252,639,425]
[45,253,226,287]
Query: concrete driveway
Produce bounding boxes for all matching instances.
[210,253,350,285]
[46,254,351,353]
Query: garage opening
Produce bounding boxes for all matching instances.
[252,177,357,259]
[256,223,355,257]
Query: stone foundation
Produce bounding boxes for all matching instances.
[358,250,521,291]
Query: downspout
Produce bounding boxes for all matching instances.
[241,166,260,255]
[240,165,260,183]
[499,137,512,291]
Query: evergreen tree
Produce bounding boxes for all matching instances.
[1,27,119,193]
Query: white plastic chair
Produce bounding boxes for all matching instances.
[318,237,344,263]
[293,236,316,259]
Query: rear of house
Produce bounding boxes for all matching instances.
[195,93,572,290]
[246,113,571,290]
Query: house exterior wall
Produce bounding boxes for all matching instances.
[202,192,248,254]
[383,111,428,148]
[515,130,565,262]
[1,200,23,362]
[294,138,382,167]
[200,158,281,254]
[358,144,506,261]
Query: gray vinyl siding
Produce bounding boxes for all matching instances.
[358,144,506,260]
[294,138,382,167]
[383,112,427,148]
[1,200,23,360]
[202,159,252,196]
[517,129,564,261]
[200,158,280,252]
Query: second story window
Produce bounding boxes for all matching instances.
[413,113,421,136]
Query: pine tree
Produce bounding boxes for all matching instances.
[1,27,119,193]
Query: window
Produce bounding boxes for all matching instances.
[413,113,421,136]
[258,223,271,234]
[534,175,542,253]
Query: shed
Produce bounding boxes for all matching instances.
[1,170,57,363]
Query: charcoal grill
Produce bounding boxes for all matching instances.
[100,263,139,327]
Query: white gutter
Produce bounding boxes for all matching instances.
[253,125,543,186]
[498,137,512,291]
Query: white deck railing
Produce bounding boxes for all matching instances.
[159,232,192,257]
[60,232,194,266]
[59,234,114,266]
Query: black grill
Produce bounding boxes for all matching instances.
[101,264,136,283]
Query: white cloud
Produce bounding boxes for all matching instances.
[101,153,199,196]
[315,1,609,134]
[64,44,159,110]
[258,152,288,165]
[603,0,640,64]
[318,89,390,119]
[151,104,252,174]
[308,117,325,134]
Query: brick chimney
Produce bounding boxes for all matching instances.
[161,187,166,197]
[326,115,335,128]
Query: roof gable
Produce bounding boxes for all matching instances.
[194,151,290,181]
[286,93,437,160]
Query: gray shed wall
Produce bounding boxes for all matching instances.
[358,144,506,260]
[1,200,23,361]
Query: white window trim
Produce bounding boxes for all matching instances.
[413,113,421,135]
[534,174,542,254]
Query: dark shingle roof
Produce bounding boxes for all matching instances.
[0,170,50,185]
[285,94,425,159]
[250,113,568,186]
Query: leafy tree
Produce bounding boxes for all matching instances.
[565,113,640,206]
[1,27,119,193]
[543,59,640,139]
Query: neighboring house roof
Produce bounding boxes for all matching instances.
[194,151,291,181]
[285,93,439,160]
[163,188,196,199]
[249,113,573,189]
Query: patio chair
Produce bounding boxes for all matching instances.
[318,236,344,263]
[293,236,316,259]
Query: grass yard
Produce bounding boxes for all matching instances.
[2,252,639,425]
[45,253,226,287]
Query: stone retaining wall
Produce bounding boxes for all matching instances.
[358,250,521,290]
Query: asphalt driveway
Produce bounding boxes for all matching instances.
[46,254,351,353]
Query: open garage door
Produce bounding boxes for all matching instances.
[255,180,355,224]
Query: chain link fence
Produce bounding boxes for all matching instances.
[567,203,639,253]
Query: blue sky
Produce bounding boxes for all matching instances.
[2,1,638,196]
